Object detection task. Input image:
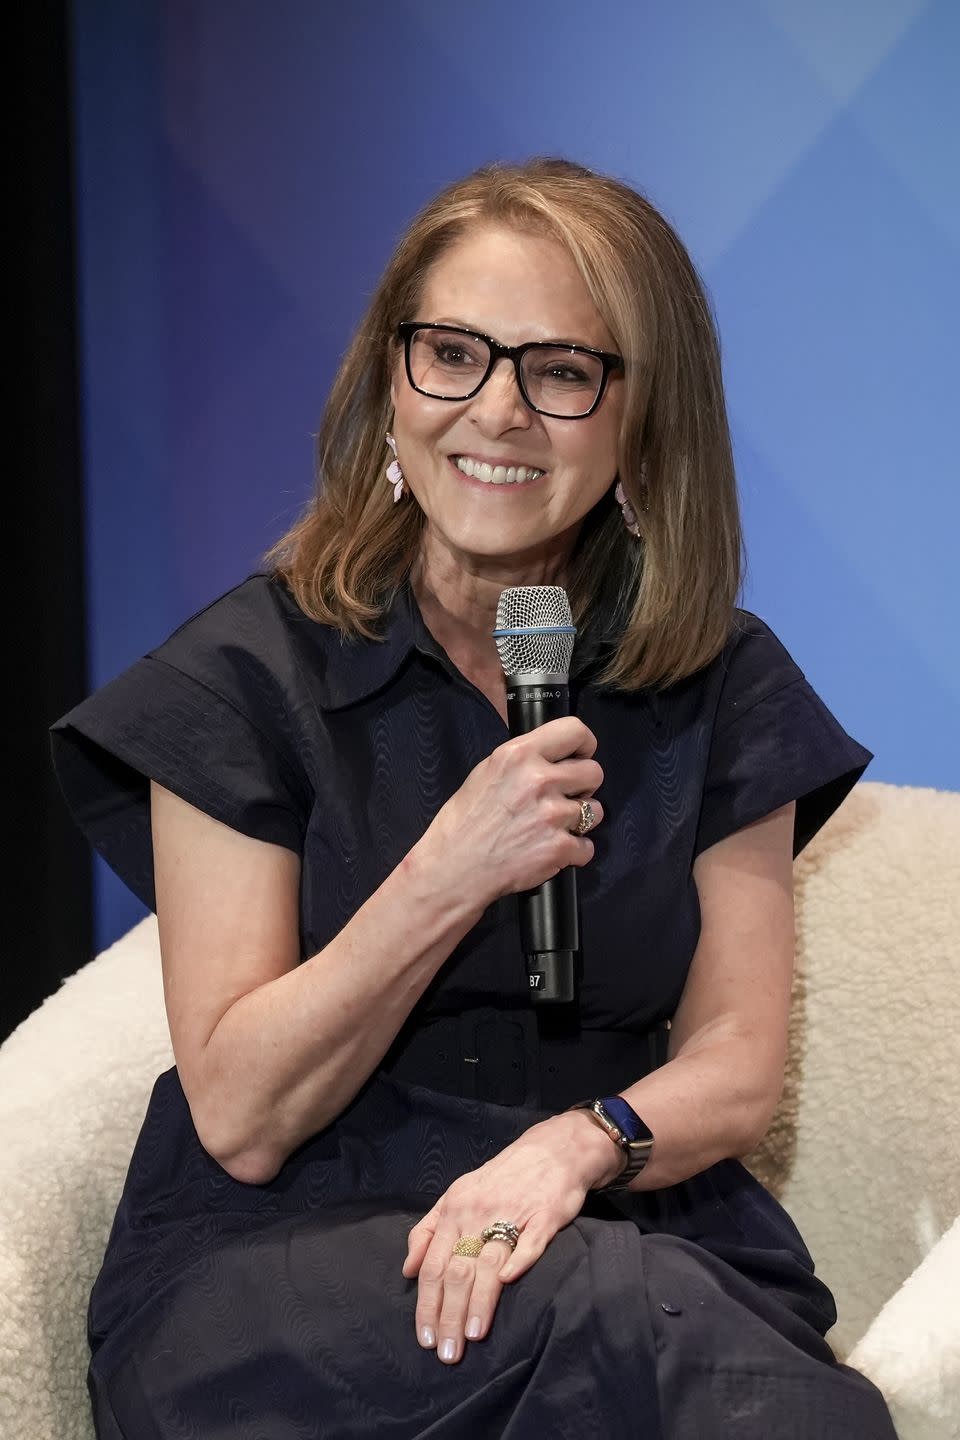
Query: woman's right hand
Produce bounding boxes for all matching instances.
[414,717,603,914]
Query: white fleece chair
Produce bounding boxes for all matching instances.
[1,780,958,1440]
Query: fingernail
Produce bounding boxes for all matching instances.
[439,1338,457,1362]
[419,1326,436,1348]
[466,1316,482,1339]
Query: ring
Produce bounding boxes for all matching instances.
[451,1235,485,1258]
[480,1221,521,1250]
[574,800,597,836]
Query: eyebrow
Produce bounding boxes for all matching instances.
[430,316,603,350]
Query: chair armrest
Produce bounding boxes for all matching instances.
[0,917,172,1440]
[846,1214,960,1440]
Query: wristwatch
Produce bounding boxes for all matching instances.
[567,1096,655,1191]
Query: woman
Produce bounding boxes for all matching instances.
[52,159,897,1437]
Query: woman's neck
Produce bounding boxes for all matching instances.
[411,531,573,716]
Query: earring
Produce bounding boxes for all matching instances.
[385,432,404,502]
[615,462,648,537]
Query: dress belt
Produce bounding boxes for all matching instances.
[379,1007,671,1111]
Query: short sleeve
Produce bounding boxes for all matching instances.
[693,613,873,861]
[50,653,309,912]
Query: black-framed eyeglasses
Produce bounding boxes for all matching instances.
[397,322,624,420]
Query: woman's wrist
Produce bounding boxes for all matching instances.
[540,1111,628,1191]
[399,831,489,931]
[404,819,495,922]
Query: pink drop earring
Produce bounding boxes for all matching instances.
[615,462,649,537]
[385,433,405,502]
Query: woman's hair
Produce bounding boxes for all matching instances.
[264,158,744,690]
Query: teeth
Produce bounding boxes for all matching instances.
[455,456,544,485]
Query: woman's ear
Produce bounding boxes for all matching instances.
[389,350,401,411]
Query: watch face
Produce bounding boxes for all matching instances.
[601,1095,654,1144]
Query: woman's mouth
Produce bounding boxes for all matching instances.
[451,455,545,486]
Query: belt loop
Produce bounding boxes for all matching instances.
[457,1008,541,1106]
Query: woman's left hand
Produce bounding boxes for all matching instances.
[402,1111,621,1364]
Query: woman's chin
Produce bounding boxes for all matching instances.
[422,516,562,569]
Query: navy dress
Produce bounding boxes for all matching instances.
[51,575,897,1439]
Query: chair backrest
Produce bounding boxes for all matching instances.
[747,780,960,1355]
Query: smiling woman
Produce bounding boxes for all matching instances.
[270,158,742,691]
[51,158,896,1438]
[388,226,625,620]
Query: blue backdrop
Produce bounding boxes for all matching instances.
[71,0,959,950]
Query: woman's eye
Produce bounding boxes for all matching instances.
[435,345,467,364]
[536,362,591,385]
[434,343,482,367]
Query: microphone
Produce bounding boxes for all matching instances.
[493,586,579,1005]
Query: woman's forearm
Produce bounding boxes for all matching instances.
[197,843,485,1184]
[558,1036,782,1192]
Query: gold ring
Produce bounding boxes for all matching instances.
[575,800,597,836]
[451,1235,485,1258]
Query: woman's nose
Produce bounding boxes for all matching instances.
[468,358,532,432]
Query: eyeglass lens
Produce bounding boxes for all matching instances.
[407,327,605,417]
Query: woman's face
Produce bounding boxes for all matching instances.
[390,225,623,575]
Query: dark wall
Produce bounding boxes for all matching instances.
[6,1,92,1044]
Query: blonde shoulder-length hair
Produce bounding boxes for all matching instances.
[265,158,743,691]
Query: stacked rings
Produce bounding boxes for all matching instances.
[481,1221,520,1249]
[451,1221,521,1259]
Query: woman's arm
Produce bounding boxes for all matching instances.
[560,800,797,1190]
[152,782,485,1185]
[151,716,603,1186]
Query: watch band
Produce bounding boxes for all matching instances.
[567,1096,655,1191]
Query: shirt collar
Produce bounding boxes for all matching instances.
[287,582,425,712]
[287,577,622,714]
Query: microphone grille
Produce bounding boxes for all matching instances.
[494,586,576,678]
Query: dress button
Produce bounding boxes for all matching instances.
[660,1303,683,1316]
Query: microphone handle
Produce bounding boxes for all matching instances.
[506,680,579,1005]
